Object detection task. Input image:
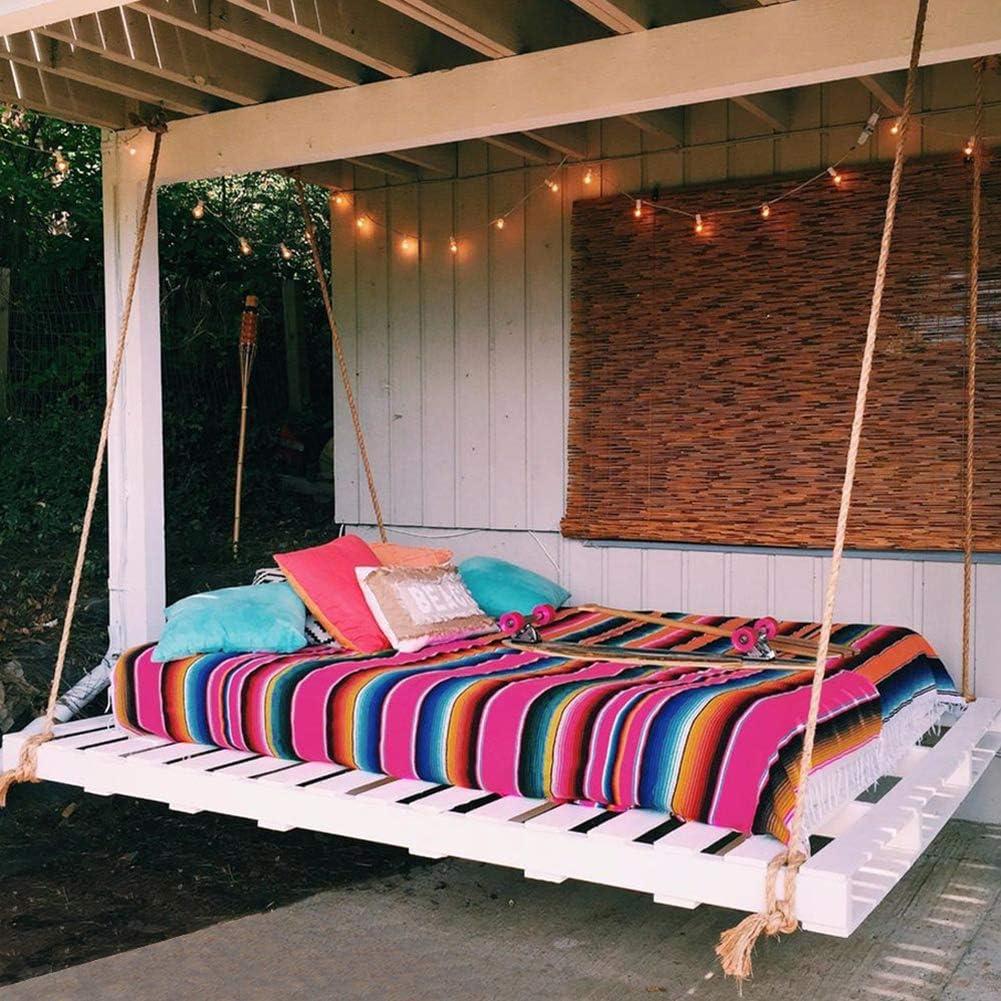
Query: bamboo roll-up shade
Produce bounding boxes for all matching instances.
[563,154,1001,551]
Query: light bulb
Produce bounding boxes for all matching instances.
[494,217,505,230]
[546,178,559,193]
[694,213,704,234]
[633,199,642,218]
[827,166,842,186]
[583,168,593,185]
[890,120,900,135]
[279,242,293,260]
[192,199,205,220]
[238,236,252,256]
[449,235,458,254]
[760,203,770,219]
[334,192,347,206]
[401,236,415,253]
[128,146,137,157]
[964,137,975,157]
[356,216,367,231]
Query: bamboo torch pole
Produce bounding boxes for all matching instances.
[232,294,259,556]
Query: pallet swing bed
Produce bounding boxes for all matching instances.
[3,0,1001,982]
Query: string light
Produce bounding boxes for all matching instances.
[128,146,138,157]
[583,168,594,185]
[191,198,205,220]
[449,235,458,254]
[400,236,416,253]
[633,199,642,218]
[279,242,294,261]
[890,120,900,135]
[857,112,880,146]
[333,192,348,207]
[356,215,370,231]
[827,166,843,186]
[545,178,559,193]
[760,203,771,219]
[694,213,704,234]
[494,217,505,230]
[964,136,975,157]
[238,235,253,256]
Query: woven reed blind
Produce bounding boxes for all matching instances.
[563,155,1001,551]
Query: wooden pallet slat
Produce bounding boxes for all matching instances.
[3,700,996,939]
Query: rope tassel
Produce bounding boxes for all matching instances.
[0,124,165,805]
[715,0,929,978]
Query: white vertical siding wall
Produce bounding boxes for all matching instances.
[331,72,1001,703]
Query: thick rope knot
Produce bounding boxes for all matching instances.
[0,732,52,807]
[715,849,807,980]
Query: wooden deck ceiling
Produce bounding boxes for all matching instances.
[0,0,912,184]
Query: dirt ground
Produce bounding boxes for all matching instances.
[0,779,420,987]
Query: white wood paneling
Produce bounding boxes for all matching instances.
[332,69,1001,691]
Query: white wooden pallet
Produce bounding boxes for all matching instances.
[4,699,999,937]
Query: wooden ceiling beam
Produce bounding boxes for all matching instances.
[343,153,421,182]
[1,31,223,115]
[390,145,455,174]
[153,0,1001,183]
[522,122,590,158]
[375,0,605,58]
[482,134,554,164]
[566,0,652,32]
[0,56,133,126]
[37,11,304,106]
[223,0,476,79]
[0,0,121,36]
[858,71,906,115]
[620,107,685,143]
[131,0,367,90]
[731,89,791,131]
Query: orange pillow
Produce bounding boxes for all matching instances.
[275,535,389,653]
[370,542,453,568]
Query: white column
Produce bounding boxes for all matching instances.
[102,129,165,651]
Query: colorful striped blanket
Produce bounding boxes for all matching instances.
[112,609,956,842]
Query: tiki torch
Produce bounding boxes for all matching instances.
[232,294,259,556]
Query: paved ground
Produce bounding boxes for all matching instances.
[3,819,999,1001]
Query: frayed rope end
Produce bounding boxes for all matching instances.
[0,732,50,807]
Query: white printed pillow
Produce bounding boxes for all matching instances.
[355,565,498,653]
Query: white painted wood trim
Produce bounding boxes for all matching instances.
[102,129,166,650]
[151,0,1001,183]
[6,701,997,937]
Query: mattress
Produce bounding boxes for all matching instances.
[112,608,956,842]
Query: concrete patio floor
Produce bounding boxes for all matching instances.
[3,819,999,1001]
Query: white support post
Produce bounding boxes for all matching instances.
[102,129,166,652]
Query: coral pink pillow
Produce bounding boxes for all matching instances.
[274,535,389,653]
[370,542,452,567]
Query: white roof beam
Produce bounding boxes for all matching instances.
[621,108,685,143]
[858,71,907,115]
[0,56,132,126]
[343,153,421,182]
[567,0,652,32]
[1,31,222,114]
[731,89,791,131]
[482,133,554,164]
[38,11,305,105]
[522,122,590,159]
[153,0,1001,184]
[223,0,475,79]
[132,0,366,89]
[390,144,455,174]
[0,0,120,36]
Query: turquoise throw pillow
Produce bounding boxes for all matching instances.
[152,583,307,662]
[457,557,570,619]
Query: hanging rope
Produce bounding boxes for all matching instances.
[716,0,929,979]
[961,58,985,703]
[0,123,166,807]
[293,176,388,542]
